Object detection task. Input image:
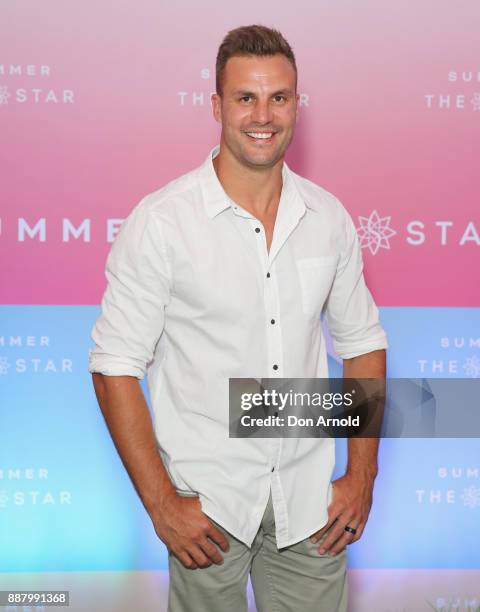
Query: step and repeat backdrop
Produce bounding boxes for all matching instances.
[1,1,479,610]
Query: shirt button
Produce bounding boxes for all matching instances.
[270,319,275,324]
[255,227,261,233]
[273,364,279,371]
[266,272,271,278]
[271,467,275,472]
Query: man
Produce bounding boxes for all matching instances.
[89,24,387,612]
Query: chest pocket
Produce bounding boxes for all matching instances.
[296,256,338,316]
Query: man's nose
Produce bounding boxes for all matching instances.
[250,99,273,124]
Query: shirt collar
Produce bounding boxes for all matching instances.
[198,145,310,220]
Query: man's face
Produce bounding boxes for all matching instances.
[212,54,299,169]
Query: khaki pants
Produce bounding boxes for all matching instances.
[168,489,348,612]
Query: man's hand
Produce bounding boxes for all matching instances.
[309,472,375,556]
[90,375,230,570]
[151,491,230,569]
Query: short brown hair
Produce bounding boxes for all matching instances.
[215,25,297,96]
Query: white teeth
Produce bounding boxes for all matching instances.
[246,132,273,139]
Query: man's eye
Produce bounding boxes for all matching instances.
[274,95,286,102]
[240,96,252,102]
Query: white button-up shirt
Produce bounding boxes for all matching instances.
[88,145,388,548]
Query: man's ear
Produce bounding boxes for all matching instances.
[295,92,300,124]
[211,93,222,124]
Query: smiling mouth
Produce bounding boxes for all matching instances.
[244,131,276,142]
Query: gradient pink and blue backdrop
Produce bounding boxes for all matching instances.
[1,1,479,610]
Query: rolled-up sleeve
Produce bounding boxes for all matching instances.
[324,205,388,360]
[88,199,171,379]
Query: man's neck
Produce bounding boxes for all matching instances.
[212,144,284,219]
